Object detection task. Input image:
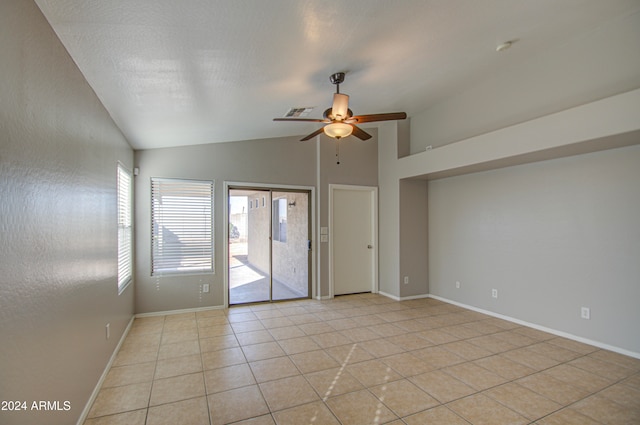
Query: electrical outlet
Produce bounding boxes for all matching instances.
[203,283,210,293]
[105,323,110,340]
[403,276,409,285]
[491,289,498,299]
[581,307,590,320]
[456,281,460,289]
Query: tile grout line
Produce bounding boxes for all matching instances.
[145,315,165,425]
[195,313,214,425]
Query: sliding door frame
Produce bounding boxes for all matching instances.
[224,181,316,308]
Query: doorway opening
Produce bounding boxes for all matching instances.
[228,187,311,305]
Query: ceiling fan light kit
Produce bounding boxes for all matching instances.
[324,122,353,139]
[331,93,350,120]
[274,72,407,144]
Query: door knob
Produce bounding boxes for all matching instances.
[367,245,373,249]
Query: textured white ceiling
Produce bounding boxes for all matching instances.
[35,0,640,150]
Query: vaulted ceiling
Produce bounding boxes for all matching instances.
[35,0,640,150]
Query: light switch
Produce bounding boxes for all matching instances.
[320,227,328,235]
[321,235,328,243]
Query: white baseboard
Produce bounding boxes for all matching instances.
[378,291,430,302]
[135,304,225,318]
[76,316,135,425]
[378,291,399,301]
[428,294,640,360]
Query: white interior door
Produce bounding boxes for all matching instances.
[331,186,377,296]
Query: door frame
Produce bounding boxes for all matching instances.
[328,184,378,298]
[224,181,316,308]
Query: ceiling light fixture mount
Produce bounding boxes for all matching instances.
[329,72,346,87]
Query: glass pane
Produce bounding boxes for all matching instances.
[272,191,309,301]
[229,189,270,304]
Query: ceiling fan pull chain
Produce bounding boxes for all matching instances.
[336,139,340,165]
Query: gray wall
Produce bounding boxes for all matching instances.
[134,131,378,311]
[134,137,317,313]
[399,178,428,298]
[0,1,135,424]
[428,144,640,353]
[378,88,640,356]
[377,123,402,298]
[318,132,379,298]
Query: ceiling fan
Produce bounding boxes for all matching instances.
[274,72,407,142]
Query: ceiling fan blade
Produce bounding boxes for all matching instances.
[350,124,372,141]
[350,112,407,123]
[273,118,328,123]
[300,127,325,141]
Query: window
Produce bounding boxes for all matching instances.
[117,163,133,293]
[272,198,287,242]
[151,178,214,275]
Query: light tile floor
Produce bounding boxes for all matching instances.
[84,294,640,425]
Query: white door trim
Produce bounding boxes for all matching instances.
[223,181,316,308]
[328,184,378,298]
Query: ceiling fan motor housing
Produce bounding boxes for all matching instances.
[323,107,353,121]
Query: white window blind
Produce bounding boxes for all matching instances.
[117,164,133,292]
[151,178,214,276]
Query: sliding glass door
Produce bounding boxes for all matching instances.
[271,191,310,301]
[228,189,270,304]
[228,188,310,305]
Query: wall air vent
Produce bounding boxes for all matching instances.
[284,107,314,118]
